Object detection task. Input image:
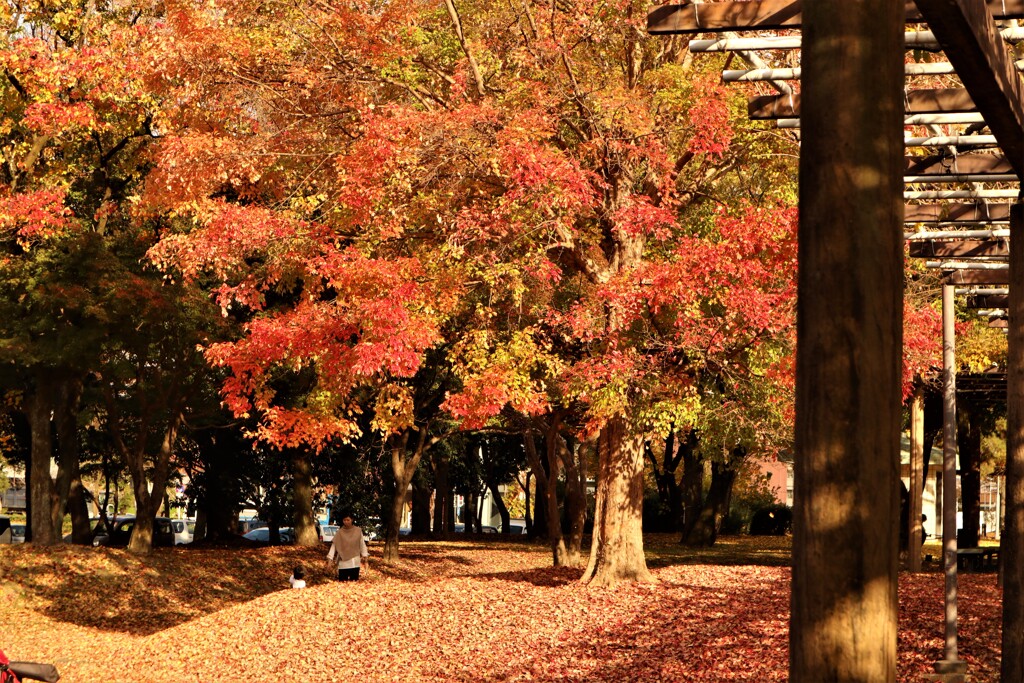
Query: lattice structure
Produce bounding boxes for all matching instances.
[648,2,1024,680]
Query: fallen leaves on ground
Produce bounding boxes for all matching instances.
[0,535,1002,682]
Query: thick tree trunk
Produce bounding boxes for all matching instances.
[560,436,588,565]
[411,470,432,534]
[124,413,181,555]
[431,450,450,536]
[50,376,85,541]
[290,450,319,546]
[581,416,653,586]
[544,423,569,565]
[680,432,704,541]
[791,0,903,677]
[682,449,743,547]
[523,431,551,542]
[26,379,57,545]
[383,430,432,563]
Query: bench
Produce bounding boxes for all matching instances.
[956,547,1000,571]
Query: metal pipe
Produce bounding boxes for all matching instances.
[904,135,999,147]
[955,287,1009,295]
[780,113,988,128]
[905,190,1021,199]
[977,309,1008,316]
[941,283,961,666]
[905,229,1010,239]
[926,261,1009,269]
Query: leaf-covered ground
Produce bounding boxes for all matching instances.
[0,535,1001,682]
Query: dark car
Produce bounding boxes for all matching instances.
[93,516,175,547]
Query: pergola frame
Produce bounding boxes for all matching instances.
[649,1,1024,681]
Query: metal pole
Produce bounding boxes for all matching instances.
[910,388,925,572]
[936,283,965,675]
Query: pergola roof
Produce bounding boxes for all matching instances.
[649,0,1024,315]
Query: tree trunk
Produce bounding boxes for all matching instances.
[290,449,319,546]
[523,471,533,534]
[382,430,433,563]
[51,376,83,541]
[682,448,743,547]
[487,478,511,535]
[544,422,569,565]
[411,469,432,534]
[560,435,588,566]
[431,449,450,536]
[791,0,903,676]
[680,431,704,541]
[523,430,551,542]
[957,405,982,549]
[124,413,181,555]
[26,379,57,546]
[581,416,653,586]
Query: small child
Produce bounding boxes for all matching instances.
[289,565,306,589]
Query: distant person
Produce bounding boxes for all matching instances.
[327,514,369,581]
[289,565,306,589]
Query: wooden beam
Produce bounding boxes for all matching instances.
[990,317,1009,328]
[967,293,1010,307]
[943,269,1010,285]
[908,239,1009,258]
[904,153,1013,177]
[905,202,1012,222]
[648,0,1024,34]
[914,0,1024,178]
[749,89,976,119]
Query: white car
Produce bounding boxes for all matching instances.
[171,519,195,545]
[243,527,294,543]
[320,524,339,543]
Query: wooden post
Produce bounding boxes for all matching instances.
[789,0,903,680]
[910,387,925,572]
[1003,201,1024,681]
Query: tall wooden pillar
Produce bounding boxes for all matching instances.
[790,0,904,680]
[1003,200,1024,681]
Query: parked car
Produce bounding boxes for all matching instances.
[320,524,339,543]
[171,519,195,545]
[242,527,294,543]
[237,518,267,535]
[94,516,176,547]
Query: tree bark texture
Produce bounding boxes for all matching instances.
[680,432,704,540]
[682,448,744,547]
[26,377,57,545]
[410,470,433,534]
[431,450,451,536]
[581,416,653,585]
[544,423,569,566]
[560,436,588,566]
[1002,201,1024,682]
[290,450,319,546]
[383,430,431,562]
[523,430,550,541]
[791,0,903,679]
